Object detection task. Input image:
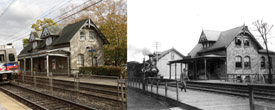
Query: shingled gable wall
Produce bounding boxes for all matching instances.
[157,50,184,79]
[70,26,104,74]
[226,34,275,75]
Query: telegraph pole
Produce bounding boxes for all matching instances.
[153,42,161,65]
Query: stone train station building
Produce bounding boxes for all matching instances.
[18,19,109,76]
[169,25,275,80]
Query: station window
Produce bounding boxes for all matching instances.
[89,30,94,40]
[244,56,251,68]
[77,54,84,67]
[261,56,265,68]
[92,57,98,66]
[235,56,242,68]
[80,31,86,41]
[235,37,242,47]
[9,54,15,62]
[244,39,250,47]
[0,54,4,62]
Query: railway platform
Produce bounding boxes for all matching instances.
[0,91,30,110]
[146,83,275,110]
[52,76,118,86]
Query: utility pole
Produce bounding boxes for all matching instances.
[153,42,161,65]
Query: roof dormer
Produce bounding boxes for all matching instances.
[41,25,63,39]
[29,31,42,43]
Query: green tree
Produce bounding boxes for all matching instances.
[31,18,59,31]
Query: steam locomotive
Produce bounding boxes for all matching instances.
[0,43,18,83]
[142,54,159,77]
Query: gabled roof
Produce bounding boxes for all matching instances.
[203,30,221,41]
[41,25,63,39]
[29,31,42,42]
[51,18,109,46]
[153,48,185,60]
[198,25,263,53]
[19,43,32,55]
[188,44,203,58]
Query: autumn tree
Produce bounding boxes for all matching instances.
[253,20,274,84]
[31,18,59,31]
[59,0,127,66]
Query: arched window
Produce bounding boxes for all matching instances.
[261,56,265,68]
[244,56,251,68]
[80,31,86,40]
[244,39,250,47]
[77,54,84,67]
[235,37,242,46]
[235,56,242,68]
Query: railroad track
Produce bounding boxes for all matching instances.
[0,84,96,110]
[15,75,126,109]
[165,81,275,101]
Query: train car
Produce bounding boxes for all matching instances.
[0,43,18,82]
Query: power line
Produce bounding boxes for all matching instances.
[0,0,16,18]
[2,0,74,43]
[7,0,103,43]
[52,0,93,21]
[56,0,103,23]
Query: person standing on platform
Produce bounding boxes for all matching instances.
[180,68,189,92]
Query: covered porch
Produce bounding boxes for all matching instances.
[18,48,70,77]
[169,54,226,80]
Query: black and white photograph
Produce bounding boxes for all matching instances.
[128,0,275,110]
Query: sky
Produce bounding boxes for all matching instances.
[0,0,85,54]
[128,0,275,63]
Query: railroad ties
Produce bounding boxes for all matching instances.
[14,75,126,109]
[0,84,96,110]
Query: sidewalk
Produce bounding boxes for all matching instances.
[127,87,171,110]
[145,85,275,110]
[0,91,30,110]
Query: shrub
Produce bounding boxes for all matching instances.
[79,66,125,77]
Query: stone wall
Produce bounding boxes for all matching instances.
[226,34,275,75]
[70,27,104,74]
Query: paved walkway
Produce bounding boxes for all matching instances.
[143,85,275,110]
[0,91,30,110]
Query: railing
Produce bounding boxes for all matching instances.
[226,73,275,83]
[128,77,181,106]
[248,84,275,110]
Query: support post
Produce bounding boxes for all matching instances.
[176,80,179,105]
[204,59,207,80]
[169,64,171,79]
[34,71,36,89]
[49,72,53,95]
[31,57,33,76]
[181,63,183,73]
[175,63,177,80]
[249,85,255,110]
[195,60,197,80]
[46,55,49,77]
[151,79,153,93]
[156,80,159,95]
[165,81,168,98]
[23,58,26,83]
[67,56,70,76]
